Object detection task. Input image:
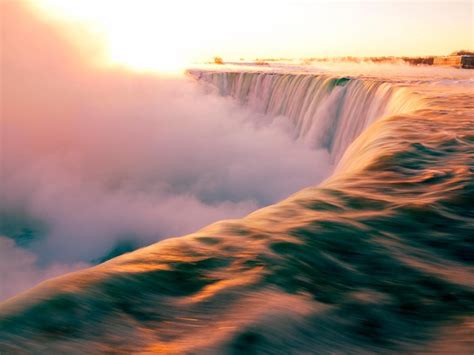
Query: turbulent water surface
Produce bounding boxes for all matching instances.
[1,62,473,353]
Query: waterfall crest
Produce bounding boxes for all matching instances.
[190,70,425,162]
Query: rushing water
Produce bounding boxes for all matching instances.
[0,68,473,353]
[190,70,425,162]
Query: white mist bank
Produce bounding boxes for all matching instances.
[0,237,88,301]
[1,2,331,299]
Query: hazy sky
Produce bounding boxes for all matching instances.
[25,0,474,70]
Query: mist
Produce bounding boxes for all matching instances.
[0,2,332,299]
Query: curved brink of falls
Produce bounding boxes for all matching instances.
[0,72,473,353]
[190,70,425,162]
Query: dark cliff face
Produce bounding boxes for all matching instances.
[0,79,473,353]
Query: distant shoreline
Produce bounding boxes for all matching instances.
[210,51,474,69]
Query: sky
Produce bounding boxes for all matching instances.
[17,0,474,70]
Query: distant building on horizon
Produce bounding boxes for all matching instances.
[433,55,474,69]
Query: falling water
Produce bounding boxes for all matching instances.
[189,70,425,161]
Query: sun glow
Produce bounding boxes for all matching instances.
[30,0,201,72]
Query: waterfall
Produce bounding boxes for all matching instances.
[189,70,424,162]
